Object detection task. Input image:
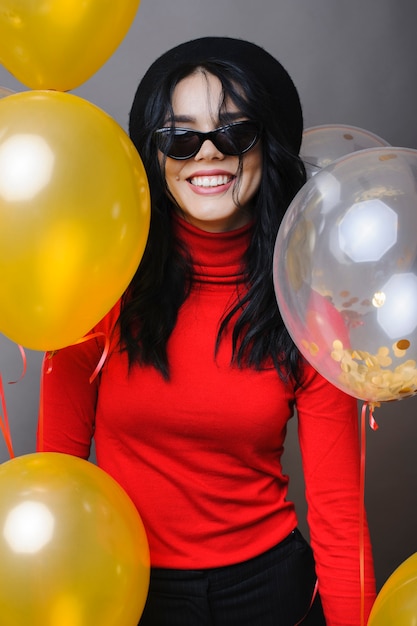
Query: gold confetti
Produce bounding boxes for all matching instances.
[397,339,410,351]
[393,339,411,358]
[302,339,320,357]
[306,336,416,401]
[309,342,320,356]
[372,292,386,308]
[325,340,417,401]
[379,153,398,161]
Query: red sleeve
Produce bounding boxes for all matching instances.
[295,364,376,625]
[37,305,119,458]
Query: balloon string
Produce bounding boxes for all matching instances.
[0,343,30,458]
[359,401,378,626]
[37,355,47,453]
[38,332,110,452]
[0,373,15,458]
[72,331,110,383]
[294,578,318,625]
[8,344,27,384]
[359,402,367,626]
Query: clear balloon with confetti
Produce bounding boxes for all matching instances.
[274,146,417,404]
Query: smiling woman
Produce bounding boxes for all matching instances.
[39,37,376,626]
[160,70,262,232]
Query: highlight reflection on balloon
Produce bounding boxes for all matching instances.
[0,1,141,90]
[300,124,390,178]
[3,501,55,553]
[368,552,417,625]
[0,90,150,351]
[0,452,150,626]
[273,147,417,403]
[0,133,55,201]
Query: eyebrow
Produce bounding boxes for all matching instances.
[166,111,247,125]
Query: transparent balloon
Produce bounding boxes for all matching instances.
[273,147,417,403]
[0,452,150,626]
[300,124,390,178]
[368,552,417,625]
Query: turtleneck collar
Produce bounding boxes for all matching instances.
[173,212,253,285]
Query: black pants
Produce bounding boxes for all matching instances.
[139,529,326,625]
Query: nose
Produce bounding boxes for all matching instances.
[194,138,224,160]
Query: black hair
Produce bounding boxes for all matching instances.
[120,54,306,383]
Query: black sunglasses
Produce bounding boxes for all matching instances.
[153,120,261,160]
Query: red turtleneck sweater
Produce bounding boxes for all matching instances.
[39,214,375,625]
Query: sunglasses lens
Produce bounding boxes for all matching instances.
[216,122,259,155]
[156,129,200,159]
[171,130,203,158]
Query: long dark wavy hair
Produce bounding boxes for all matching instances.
[120,58,306,382]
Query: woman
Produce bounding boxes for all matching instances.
[39,38,376,625]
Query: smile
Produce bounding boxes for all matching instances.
[189,174,234,188]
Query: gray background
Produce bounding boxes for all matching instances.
[0,0,416,591]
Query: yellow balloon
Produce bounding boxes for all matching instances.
[0,0,140,90]
[368,553,417,625]
[0,452,150,626]
[0,90,150,351]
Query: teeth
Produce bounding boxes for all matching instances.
[190,175,231,188]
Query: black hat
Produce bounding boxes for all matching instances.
[129,36,303,154]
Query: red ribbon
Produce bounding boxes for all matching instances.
[294,577,318,625]
[0,333,109,458]
[0,343,29,459]
[0,373,15,458]
[360,401,379,626]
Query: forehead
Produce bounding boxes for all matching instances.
[170,70,239,121]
